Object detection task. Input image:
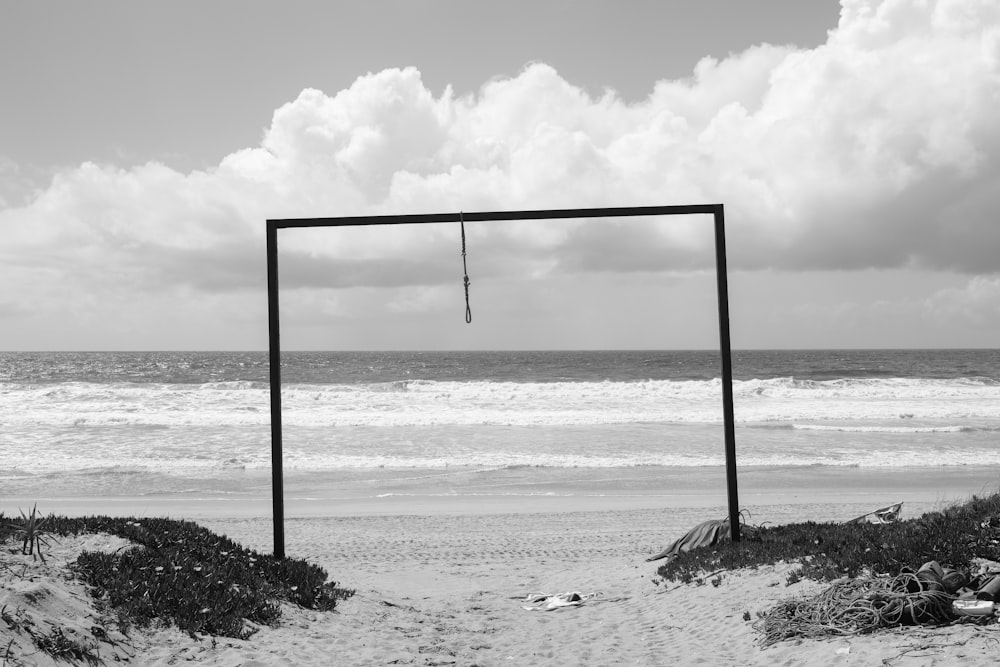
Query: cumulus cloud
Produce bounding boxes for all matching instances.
[1,0,998,343]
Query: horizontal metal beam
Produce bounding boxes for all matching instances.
[268,204,720,230]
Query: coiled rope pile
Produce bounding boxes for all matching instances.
[757,571,957,647]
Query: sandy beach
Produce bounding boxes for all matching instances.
[5,465,1000,666]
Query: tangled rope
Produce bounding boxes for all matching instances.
[757,572,957,647]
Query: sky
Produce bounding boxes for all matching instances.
[1,0,998,351]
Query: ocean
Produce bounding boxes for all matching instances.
[2,349,1000,515]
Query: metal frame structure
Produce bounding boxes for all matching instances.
[266,204,739,559]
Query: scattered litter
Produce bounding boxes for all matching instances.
[976,574,1000,600]
[847,502,903,524]
[646,511,760,563]
[646,518,731,563]
[521,591,599,611]
[953,600,995,617]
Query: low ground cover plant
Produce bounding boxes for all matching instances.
[1,513,354,640]
[657,493,1000,584]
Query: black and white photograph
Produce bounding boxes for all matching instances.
[2,1,1000,664]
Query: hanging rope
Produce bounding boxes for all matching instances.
[460,211,472,323]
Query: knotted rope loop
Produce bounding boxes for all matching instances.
[460,211,472,323]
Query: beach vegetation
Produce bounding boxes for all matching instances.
[30,625,102,666]
[2,503,58,564]
[1,514,354,641]
[1,601,102,666]
[656,492,1000,584]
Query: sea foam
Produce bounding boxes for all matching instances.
[2,376,999,428]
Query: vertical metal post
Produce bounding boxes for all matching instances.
[713,205,740,542]
[266,222,285,559]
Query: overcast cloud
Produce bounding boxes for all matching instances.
[1,0,998,349]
